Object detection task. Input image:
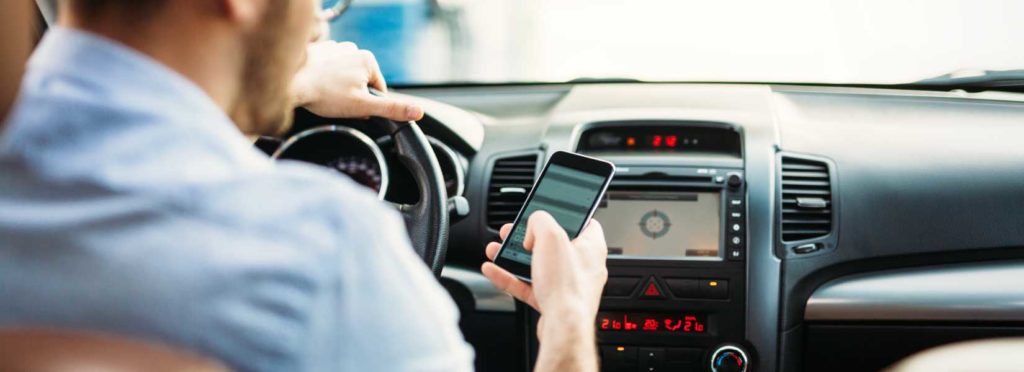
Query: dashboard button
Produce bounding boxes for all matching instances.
[703,279,729,300]
[730,236,743,246]
[731,223,742,232]
[640,278,665,299]
[601,345,638,363]
[665,278,700,298]
[729,211,744,220]
[728,198,744,209]
[665,347,703,370]
[600,345,637,372]
[638,348,664,371]
[727,248,745,261]
[604,276,641,297]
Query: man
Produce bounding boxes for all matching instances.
[0,1,609,371]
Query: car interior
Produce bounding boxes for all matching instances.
[5,1,1024,371]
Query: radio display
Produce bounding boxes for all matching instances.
[593,191,721,259]
[577,124,741,156]
[597,312,707,334]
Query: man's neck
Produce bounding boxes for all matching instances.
[58,10,244,120]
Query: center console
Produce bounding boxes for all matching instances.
[528,120,751,372]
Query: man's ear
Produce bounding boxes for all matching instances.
[218,0,267,29]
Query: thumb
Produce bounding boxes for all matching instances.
[523,211,566,253]
[361,94,424,122]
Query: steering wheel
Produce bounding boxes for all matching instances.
[371,116,449,276]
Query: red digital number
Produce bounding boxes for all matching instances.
[652,135,663,147]
[642,319,659,331]
[666,135,678,148]
[599,313,705,333]
[624,315,637,331]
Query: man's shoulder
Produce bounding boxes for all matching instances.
[185,159,394,241]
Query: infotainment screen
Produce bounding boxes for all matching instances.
[593,191,721,259]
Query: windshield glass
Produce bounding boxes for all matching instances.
[325,0,1024,85]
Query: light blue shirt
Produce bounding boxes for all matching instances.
[0,27,473,371]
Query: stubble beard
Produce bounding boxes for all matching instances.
[232,2,296,138]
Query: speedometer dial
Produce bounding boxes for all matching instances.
[327,156,383,193]
[271,125,390,200]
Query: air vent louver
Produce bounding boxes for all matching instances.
[780,156,833,242]
[486,154,539,230]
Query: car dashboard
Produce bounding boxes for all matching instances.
[269,82,1024,372]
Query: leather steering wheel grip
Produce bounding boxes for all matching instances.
[372,116,449,276]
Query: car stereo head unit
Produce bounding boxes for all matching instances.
[542,121,752,372]
[592,165,746,262]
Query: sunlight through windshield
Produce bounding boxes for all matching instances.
[326,0,1024,85]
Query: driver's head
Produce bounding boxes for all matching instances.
[58,0,318,136]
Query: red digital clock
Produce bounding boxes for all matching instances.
[597,312,707,334]
[577,124,741,157]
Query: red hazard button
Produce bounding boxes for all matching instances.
[640,278,664,299]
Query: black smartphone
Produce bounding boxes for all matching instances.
[493,151,615,281]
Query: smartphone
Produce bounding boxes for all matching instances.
[493,151,615,281]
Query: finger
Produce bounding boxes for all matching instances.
[523,211,566,253]
[309,19,325,42]
[575,218,606,246]
[499,223,513,240]
[361,95,424,122]
[536,316,546,342]
[481,262,539,310]
[360,50,388,93]
[337,41,358,51]
[485,242,501,261]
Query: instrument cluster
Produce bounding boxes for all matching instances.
[271,125,465,202]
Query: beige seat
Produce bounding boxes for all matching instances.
[0,328,228,372]
[886,337,1024,372]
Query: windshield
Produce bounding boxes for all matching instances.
[325,0,1024,86]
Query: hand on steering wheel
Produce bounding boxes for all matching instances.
[291,41,423,121]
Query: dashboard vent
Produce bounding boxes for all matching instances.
[486,154,539,230]
[780,156,833,242]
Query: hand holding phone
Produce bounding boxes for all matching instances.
[485,210,608,306]
[481,203,609,372]
[492,151,615,281]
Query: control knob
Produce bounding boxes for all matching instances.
[726,173,744,188]
[710,345,748,372]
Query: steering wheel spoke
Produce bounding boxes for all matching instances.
[369,116,449,277]
[386,201,413,213]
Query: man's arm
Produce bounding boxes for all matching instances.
[482,212,609,372]
[534,312,599,371]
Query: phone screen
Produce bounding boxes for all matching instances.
[498,162,609,265]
